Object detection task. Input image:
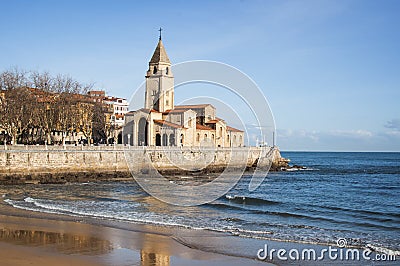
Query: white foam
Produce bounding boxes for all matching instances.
[24,197,36,203]
[366,244,400,256]
[4,199,61,215]
[225,194,234,199]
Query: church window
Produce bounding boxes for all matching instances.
[166,67,169,75]
[153,66,157,74]
[188,118,192,127]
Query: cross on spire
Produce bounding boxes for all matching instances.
[158,27,163,40]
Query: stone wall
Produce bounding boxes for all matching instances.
[0,146,282,184]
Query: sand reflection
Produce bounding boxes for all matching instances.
[0,228,113,255]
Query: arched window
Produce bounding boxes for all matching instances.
[211,134,215,142]
[156,134,161,146]
[162,133,168,146]
[196,133,200,142]
[138,117,148,146]
[180,134,184,145]
[204,133,208,140]
[153,66,157,74]
[169,134,175,146]
[188,118,192,127]
[166,67,169,75]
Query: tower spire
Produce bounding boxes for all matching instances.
[149,32,170,65]
[158,27,162,40]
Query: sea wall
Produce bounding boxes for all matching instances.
[0,146,283,184]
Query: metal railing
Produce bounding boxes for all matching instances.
[0,144,270,152]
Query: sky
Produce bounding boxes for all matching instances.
[0,0,399,151]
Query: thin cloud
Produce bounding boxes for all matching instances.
[329,129,373,138]
[385,119,400,131]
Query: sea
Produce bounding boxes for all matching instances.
[1,152,399,255]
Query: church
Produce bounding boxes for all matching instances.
[124,35,244,147]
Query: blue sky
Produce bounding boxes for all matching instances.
[1,0,399,151]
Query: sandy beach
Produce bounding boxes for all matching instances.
[1,196,396,266]
[0,200,271,266]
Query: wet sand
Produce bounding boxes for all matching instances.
[0,199,396,265]
[0,201,270,266]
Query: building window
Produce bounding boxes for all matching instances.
[166,67,169,75]
[197,133,200,142]
[220,127,223,137]
[211,134,215,142]
[153,66,157,74]
[204,134,208,140]
[166,100,169,106]
[188,118,192,127]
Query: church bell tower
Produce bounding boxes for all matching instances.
[144,29,174,112]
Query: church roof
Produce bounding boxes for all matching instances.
[227,126,243,132]
[149,40,170,64]
[196,124,214,130]
[154,119,184,129]
[162,109,188,114]
[125,108,159,116]
[174,104,213,109]
[206,118,224,124]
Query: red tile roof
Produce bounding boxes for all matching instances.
[205,118,223,124]
[196,124,214,130]
[227,126,243,132]
[163,109,188,114]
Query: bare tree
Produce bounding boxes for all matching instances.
[0,68,36,144]
[0,68,95,145]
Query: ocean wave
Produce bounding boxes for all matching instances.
[224,195,280,206]
[208,202,246,211]
[4,197,210,232]
[24,197,36,203]
[366,244,400,256]
[322,205,400,220]
[3,196,399,255]
[4,198,61,215]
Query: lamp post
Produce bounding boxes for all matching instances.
[3,132,7,150]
